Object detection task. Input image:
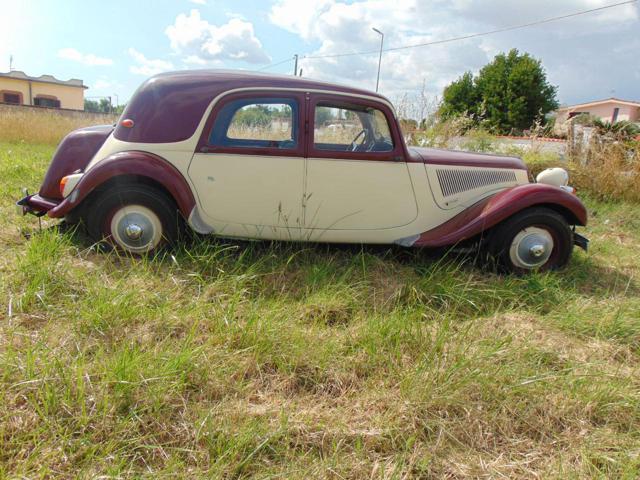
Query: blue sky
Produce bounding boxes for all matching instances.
[1,0,638,110]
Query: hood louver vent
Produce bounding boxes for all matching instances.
[436,169,517,197]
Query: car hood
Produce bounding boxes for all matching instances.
[408,146,527,171]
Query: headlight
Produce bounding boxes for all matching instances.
[536,167,568,187]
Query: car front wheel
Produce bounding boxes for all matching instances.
[86,185,180,255]
[486,207,574,274]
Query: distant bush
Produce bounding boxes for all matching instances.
[460,129,496,153]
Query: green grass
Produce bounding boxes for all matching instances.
[1,141,639,478]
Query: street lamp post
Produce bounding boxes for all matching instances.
[372,27,384,92]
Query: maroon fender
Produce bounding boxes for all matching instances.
[40,125,114,199]
[47,151,196,219]
[414,183,587,248]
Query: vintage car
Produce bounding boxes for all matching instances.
[17,70,588,272]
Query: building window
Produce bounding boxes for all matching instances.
[34,96,61,108]
[1,91,23,104]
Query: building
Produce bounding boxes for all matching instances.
[0,70,87,110]
[555,98,640,125]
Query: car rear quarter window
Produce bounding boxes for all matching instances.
[209,97,298,150]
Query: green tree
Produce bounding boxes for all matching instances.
[440,49,558,134]
[84,98,125,114]
[440,71,478,119]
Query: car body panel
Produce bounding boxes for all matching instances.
[412,183,588,248]
[39,125,114,199]
[424,163,529,210]
[189,153,306,233]
[408,146,527,170]
[304,158,419,231]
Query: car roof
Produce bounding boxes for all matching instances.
[153,69,388,100]
[115,69,391,144]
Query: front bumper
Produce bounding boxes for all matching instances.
[16,191,60,217]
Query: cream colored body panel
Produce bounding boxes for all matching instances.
[304,158,418,231]
[424,164,529,210]
[301,162,464,244]
[189,153,305,237]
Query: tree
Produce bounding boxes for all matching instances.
[440,49,558,134]
[440,71,478,119]
[84,98,126,114]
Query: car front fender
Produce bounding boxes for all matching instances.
[413,183,587,248]
[47,151,196,219]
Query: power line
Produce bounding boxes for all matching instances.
[255,56,295,72]
[302,0,637,60]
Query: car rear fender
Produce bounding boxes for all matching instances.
[47,151,196,219]
[39,125,114,200]
[412,183,587,248]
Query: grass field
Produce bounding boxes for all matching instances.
[1,141,639,478]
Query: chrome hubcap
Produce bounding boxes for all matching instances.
[110,205,162,254]
[530,244,546,258]
[509,227,554,269]
[124,223,143,240]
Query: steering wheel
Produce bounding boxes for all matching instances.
[350,129,367,151]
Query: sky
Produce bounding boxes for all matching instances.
[0,0,638,110]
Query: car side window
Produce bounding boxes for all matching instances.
[209,97,298,150]
[313,101,394,153]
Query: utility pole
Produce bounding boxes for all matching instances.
[293,54,298,76]
[372,28,384,92]
[9,55,13,71]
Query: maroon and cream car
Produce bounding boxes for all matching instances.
[17,70,588,272]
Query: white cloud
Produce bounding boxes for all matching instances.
[269,0,640,105]
[183,55,208,65]
[190,0,207,4]
[57,48,113,66]
[127,48,174,76]
[93,79,113,90]
[165,9,270,64]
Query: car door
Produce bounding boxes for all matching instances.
[188,92,306,235]
[303,94,418,231]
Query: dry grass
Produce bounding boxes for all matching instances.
[0,106,118,145]
[571,141,640,203]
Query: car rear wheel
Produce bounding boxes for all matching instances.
[86,185,180,255]
[486,207,573,274]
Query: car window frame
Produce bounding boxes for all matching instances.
[198,91,306,158]
[308,94,405,162]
